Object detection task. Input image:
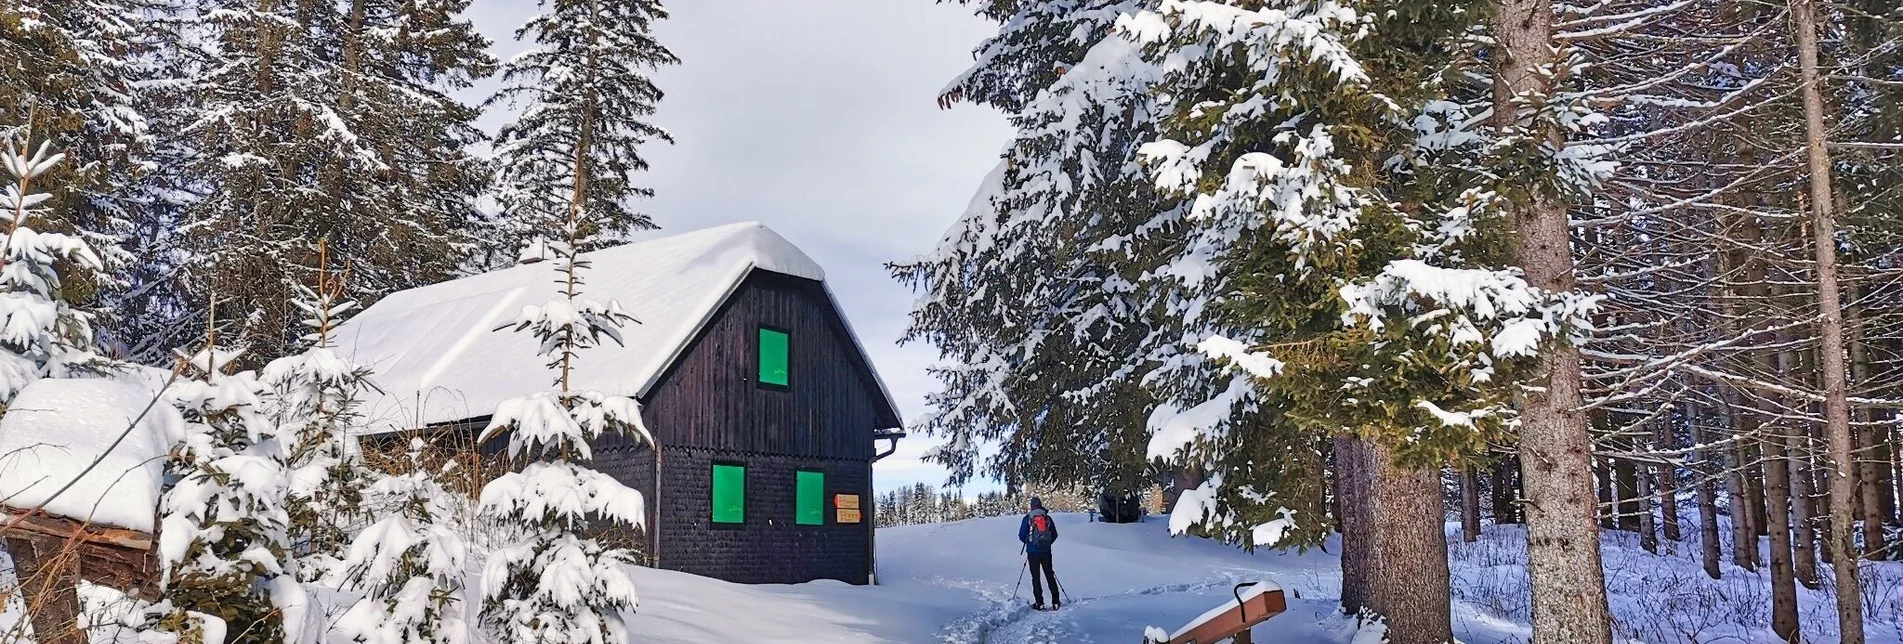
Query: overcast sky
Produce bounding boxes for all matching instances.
[464,1,1012,494]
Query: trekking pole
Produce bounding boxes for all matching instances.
[1012,544,1026,599]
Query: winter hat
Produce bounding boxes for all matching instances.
[1029,496,1044,510]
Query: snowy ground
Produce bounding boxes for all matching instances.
[9,511,1902,643]
[628,512,1903,643]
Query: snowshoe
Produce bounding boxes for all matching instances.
[1031,602,1046,611]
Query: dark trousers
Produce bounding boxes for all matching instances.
[1028,552,1058,604]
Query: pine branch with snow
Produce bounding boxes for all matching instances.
[482,0,678,266]
[0,130,109,401]
[141,347,309,644]
[331,439,470,644]
[261,248,376,580]
[475,176,654,642]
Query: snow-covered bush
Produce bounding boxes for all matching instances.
[140,348,307,644]
[0,129,109,402]
[474,206,653,641]
[332,439,470,644]
[261,250,375,578]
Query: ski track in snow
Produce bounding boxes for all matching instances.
[937,574,1255,644]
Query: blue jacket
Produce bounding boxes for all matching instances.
[1019,509,1057,555]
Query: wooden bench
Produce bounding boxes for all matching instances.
[1145,581,1288,644]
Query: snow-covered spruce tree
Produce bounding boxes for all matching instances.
[142,345,309,644]
[0,129,109,401]
[322,0,496,293]
[0,0,149,307]
[896,0,1176,495]
[1115,3,1556,638]
[483,0,677,269]
[474,206,654,641]
[332,438,469,644]
[260,243,374,579]
[163,0,494,365]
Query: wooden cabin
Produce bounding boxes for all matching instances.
[335,222,905,585]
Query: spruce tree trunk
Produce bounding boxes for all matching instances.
[1334,437,1453,643]
[1638,464,1658,554]
[1723,397,1759,570]
[1615,456,1642,533]
[1494,3,1613,639]
[1596,456,1616,530]
[1461,467,1482,543]
[1850,299,1887,559]
[1796,0,1872,632]
[1790,1,1869,637]
[1658,422,1681,542]
[1336,436,1368,616]
[1760,418,1802,641]
[1783,339,1820,590]
[1692,402,1723,579]
[1749,450,1771,538]
[339,0,367,107]
[1492,457,1522,524]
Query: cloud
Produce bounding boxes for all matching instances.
[466,0,1013,493]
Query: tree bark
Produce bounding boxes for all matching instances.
[1638,462,1658,554]
[1461,467,1482,543]
[1692,402,1723,579]
[1657,422,1681,542]
[1723,395,1759,570]
[1494,2,1613,639]
[1789,1,1867,636]
[1336,436,1368,616]
[1749,450,1771,538]
[6,537,86,644]
[1785,337,1820,589]
[1335,437,1454,643]
[1761,411,1803,641]
[1491,456,1522,524]
[1849,296,1887,559]
[1615,456,1642,533]
[1596,456,1616,530]
[338,0,367,109]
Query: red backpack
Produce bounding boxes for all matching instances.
[1028,514,1056,547]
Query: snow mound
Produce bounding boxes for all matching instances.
[0,377,184,532]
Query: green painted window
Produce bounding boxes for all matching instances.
[795,470,825,525]
[759,327,790,387]
[712,464,746,524]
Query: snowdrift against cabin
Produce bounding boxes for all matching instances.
[332,222,893,432]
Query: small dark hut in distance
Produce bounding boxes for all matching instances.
[1097,490,1145,523]
[335,223,905,585]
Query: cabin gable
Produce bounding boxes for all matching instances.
[595,269,894,584]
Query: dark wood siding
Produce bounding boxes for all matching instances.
[638,449,871,584]
[634,270,898,457]
[591,269,893,585]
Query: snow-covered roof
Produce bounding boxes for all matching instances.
[334,222,898,433]
[0,376,185,532]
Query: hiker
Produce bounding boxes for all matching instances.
[1019,496,1061,610]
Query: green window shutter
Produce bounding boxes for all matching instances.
[759,327,790,387]
[712,464,746,524]
[795,471,825,525]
